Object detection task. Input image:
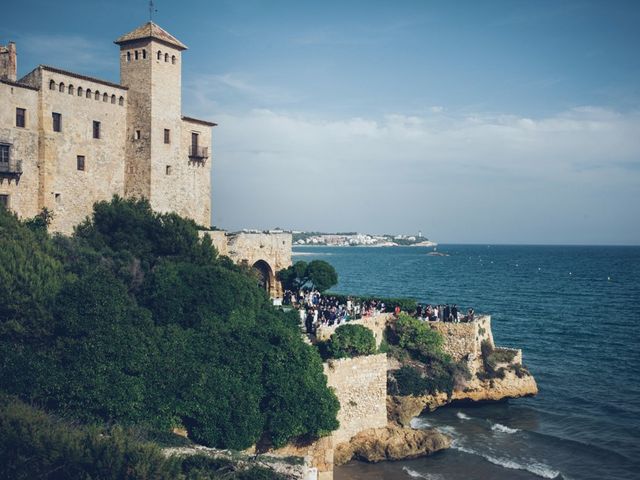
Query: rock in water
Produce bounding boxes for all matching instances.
[334,425,450,465]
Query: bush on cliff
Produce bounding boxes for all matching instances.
[0,198,339,451]
[326,324,377,359]
[0,395,289,480]
[387,314,470,397]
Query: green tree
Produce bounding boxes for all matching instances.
[395,313,444,361]
[276,261,309,291]
[306,260,338,292]
[327,324,377,359]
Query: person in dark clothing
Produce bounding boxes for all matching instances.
[444,304,451,322]
[305,310,314,334]
[452,304,458,322]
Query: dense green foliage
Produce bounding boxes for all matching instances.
[276,260,338,292]
[387,314,470,397]
[324,293,417,313]
[394,314,445,361]
[0,198,339,452]
[0,395,289,480]
[326,324,377,359]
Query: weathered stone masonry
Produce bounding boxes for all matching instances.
[1,22,212,233]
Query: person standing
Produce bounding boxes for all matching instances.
[452,304,458,322]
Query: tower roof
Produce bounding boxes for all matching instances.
[114,22,187,51]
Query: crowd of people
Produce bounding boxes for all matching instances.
[415,303,475,323]
[284,289,477,335]
[284,289,387,334]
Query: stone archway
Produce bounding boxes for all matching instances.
[252,259,274,295]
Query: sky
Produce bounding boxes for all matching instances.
[2,0,639,244]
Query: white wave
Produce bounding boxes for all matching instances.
[452,444,560,479]
[410,417,432,429]
[435,425,457,436]
[402,466,445,479]
[491,423,520,434]
[456,412,471,420]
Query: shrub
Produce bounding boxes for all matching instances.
[326,324,377,359]
[0,198,339,451]
[394,313,444,362]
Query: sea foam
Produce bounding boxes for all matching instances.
[456,412,471,420]
[491,423,520,434]
[402,466,445,479]
[452,444,561,479]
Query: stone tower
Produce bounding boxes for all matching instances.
[115,22,211,225]
[0,42,17,81]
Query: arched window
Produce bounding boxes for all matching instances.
[103,93,108,102]
[134,50,139,60]
[77,87,83,97]
[86,88,92,98]
[126,51,131,62]
[58,82,65,92]
[68,84,74,95]
[118,96,124,106]
[94,90,100,100]
[49,79,56,90]
[164,53,169,62]
[111,94,116,104]
[171,55,176,65]
[157,50,161,60]
[142,49,147,59]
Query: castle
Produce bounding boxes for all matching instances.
[0,22,290,296]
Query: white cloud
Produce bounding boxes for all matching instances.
[192,101,640,244]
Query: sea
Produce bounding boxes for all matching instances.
[292,245,640,480]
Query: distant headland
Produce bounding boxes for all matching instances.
[293,231,437,247]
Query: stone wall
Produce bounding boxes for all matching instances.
[0,24,215,234]
[316,313,391,348]
[0,80,40,219]
[323,353,388,445]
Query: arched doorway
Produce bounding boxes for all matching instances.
[252,260,273,294]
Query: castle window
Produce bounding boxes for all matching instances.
[135,50,139,60]
[93,121,101,139]
[77,87,83,96]
[58,82,65,93]
[157,50,161,60]
[0,194,9,209]
[118,96,124,106]
[142,49,147,59]
[76,155,85,171]
[171,55,176,65]
[166,165,172,175]
[111,94,116,104]
[68,85,74,95]
[103,93,108,102]
[0,144,9,165]
[52,112,62,132]
[16,108,26,128]
[126,51,131,62]
[94,91,100,100]
[164,53,169,62]
[86,88,92,98]
[164,129,170,144]
[135,130,141,140]
[49,80,55,90]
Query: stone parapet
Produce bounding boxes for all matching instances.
[315,313,391,347]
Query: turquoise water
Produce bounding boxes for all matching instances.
[293,245,640,480]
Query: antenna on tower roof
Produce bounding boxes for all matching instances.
[149,0,157,21]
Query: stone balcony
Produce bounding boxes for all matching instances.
[188,145,208,162]
[0,158,23,182]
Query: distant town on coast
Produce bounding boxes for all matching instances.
[292,231,438,247]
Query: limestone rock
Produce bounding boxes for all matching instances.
[388,370,538,425]
[334,425,450,465]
